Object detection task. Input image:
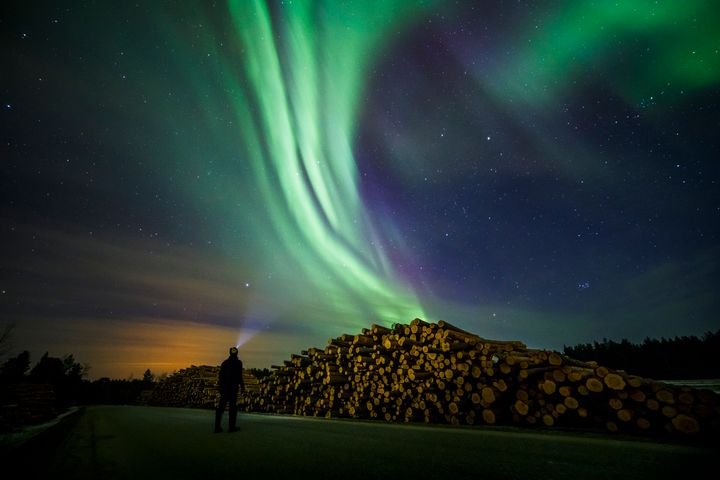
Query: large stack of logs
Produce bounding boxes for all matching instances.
[237,319,720,439]
[148,365,260,409]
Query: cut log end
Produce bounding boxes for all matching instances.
[548,352,563,366]
[586,377,604,393]
[482,409,496,424]
[542,414,554,426]
[671,414,700,434]
[514,400,529,416]
[603,373,626,390]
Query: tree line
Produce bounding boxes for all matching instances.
[0,350,158,408]
[563,329,720,379]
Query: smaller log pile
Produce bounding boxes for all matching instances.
[0,383,57,429]
[238,319,720,440]
[148,365,260,409]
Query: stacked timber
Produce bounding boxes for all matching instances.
[0,383,57,429]
[238,319,720,439]
[149,365,260,408]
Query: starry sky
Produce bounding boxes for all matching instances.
[1,1,719,379]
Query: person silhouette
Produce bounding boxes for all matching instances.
[214,346,245,433]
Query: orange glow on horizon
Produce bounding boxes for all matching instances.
[14,316,323,380]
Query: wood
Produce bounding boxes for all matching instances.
[586,377,604,393]
[656,389,675,404]
[678,392,694,405]
[617,409,633,422]
[629,389,646,403]
[481,387,495,404]
[636,418,651,430]
[514,400,529,416]
[671,414,700,434]
[482,409,496,424]
[603,373,626,390]
[548,352,563,366]
[541,380,556,395]
[552,369,566,383]
[595,366,609,378]
[662,406,678,418]
[147,319,720,440]
[626,376,644,388]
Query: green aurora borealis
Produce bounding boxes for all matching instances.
[2,0,719,378]
[179,0,719,339]
[492,1,720,107]
[223,1,434,335]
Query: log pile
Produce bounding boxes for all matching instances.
[237,319,720,439]
[148,365,260,409]
[0,383,57,429]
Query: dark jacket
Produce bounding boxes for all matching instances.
[219,355,244,394]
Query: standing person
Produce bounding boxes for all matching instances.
[214,346,245,433]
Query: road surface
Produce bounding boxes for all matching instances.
[4,405,714,480]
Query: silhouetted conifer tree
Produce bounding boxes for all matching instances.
[563,329,720,379]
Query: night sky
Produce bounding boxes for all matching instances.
[2,1,719,379]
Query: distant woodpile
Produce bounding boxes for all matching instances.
[0,383,57,429]
[148,365,260,408]
[150,319,720,439]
